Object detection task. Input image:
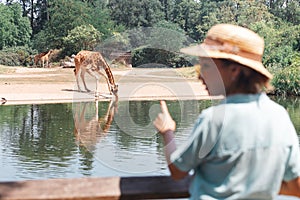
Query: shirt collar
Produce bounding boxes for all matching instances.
[220,93,268,104]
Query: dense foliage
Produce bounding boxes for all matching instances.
[0,3,31,49]
[63,24,102,56]
[0,46,36,66]
[271,55,300,96]
[0,0,299,95]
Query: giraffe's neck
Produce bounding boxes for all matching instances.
[99,100,117,133]
[100,106,114,133]
[45,50,51,57]
[41,51,51,61]
[101,58,116,87]
[105,67,116,86]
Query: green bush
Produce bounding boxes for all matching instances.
[0,46,36,66]
[0,51,20,66]
[132,47,192,68]
[272,65,300,96]
[63,24,102,56]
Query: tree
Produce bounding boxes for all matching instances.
[159,0,175,20]
[171,0,201,40]
[0,3,31,49]
[32,0,116,54]
[266,0,300,25]
[32,0,49,35]
[87,1,119,40]
[63,24,102,55]
[40,0,89,49]
[11,0,49,36]
[107,0,164,28]
[195,0,273,41]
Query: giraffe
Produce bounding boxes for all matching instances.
[40,49,53,68]
[73,98,118,150]
[74,50,118,96]
[34,52,47,67]
[34,50,53,68]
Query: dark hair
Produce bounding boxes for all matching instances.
[220,59,273,94]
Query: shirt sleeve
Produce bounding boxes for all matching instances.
[170,110,221,172]
[283,124,300,181]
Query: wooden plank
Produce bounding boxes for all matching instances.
[0,176,192,200]
[0,177,121,200]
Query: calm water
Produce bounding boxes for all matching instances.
[0,97,299,183]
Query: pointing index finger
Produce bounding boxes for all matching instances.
[160,100,169,114]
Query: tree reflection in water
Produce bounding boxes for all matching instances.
[0,103,76,180]
[0,96,298,181]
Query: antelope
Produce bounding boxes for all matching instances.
[74,50,118,96]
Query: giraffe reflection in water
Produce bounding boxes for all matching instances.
[73,96,118,151]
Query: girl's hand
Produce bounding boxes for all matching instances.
[153,101,176,133]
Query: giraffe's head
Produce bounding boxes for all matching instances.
[111,84,118,94]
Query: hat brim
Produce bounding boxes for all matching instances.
[180,44,273,79]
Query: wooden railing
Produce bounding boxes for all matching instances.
[0,176,192,200]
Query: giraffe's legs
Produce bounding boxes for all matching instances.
[80,69,91,92]
[75,67,83,91]
[95,100,99,119]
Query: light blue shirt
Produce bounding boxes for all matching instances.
[171,93,300,200]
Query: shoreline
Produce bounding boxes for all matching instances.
[0,67,217,105]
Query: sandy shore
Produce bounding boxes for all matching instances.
[0,67,216,105]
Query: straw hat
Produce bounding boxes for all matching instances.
[180,24,273,79]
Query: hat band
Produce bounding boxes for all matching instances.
[203,37,262,62]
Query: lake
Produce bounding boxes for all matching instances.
[0,96,299,199]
